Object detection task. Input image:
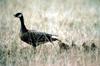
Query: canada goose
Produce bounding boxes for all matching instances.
[82,42,89,52]
[58,41,70,52]
[71,41,76,47]
[71,41,79,49]
[91,43,97,51]
[14,12,59,47]
[71,41,80,50]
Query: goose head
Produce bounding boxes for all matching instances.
[14,12,23,18]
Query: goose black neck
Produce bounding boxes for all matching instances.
[19,16,28,33]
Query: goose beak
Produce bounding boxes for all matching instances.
[14,14,16,17]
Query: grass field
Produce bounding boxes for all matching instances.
[0,0,100,66]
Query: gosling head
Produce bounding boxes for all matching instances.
[14,12,23,18]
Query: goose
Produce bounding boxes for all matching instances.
[91,43,97,51]
[58,41,70,53]
[14,12,59,47]
[82,42,89,52]
[71,41,80,50]
[71,41,76,47]
[71,41,79,49]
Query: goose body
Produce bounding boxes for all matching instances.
[82,42,89,52]
[14,13,58,47]
[71,41,77,48]
[91,43,97,51]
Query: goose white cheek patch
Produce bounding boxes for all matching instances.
[18,14,22,18]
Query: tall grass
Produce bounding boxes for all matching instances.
[0,0,100,66]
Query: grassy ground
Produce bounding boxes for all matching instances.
[0,0,100,66]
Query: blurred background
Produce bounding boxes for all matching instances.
[0,0,100,66]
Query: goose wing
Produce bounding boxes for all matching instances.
[29,30,58,43]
